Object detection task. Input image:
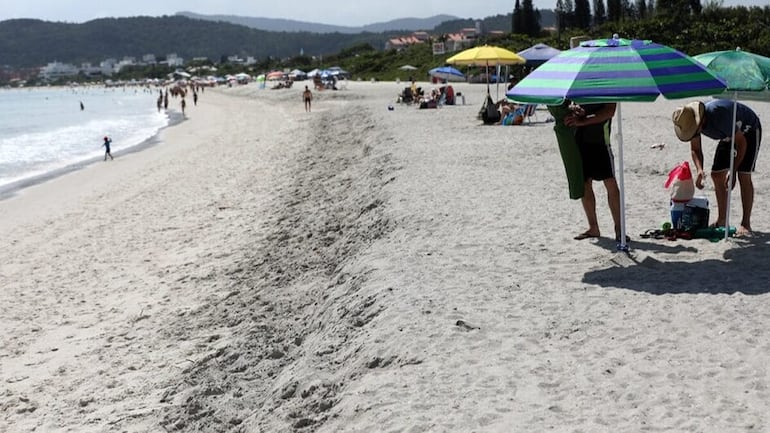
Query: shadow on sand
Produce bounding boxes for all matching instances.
[583,232,770,295]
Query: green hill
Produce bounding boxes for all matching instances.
[0,16,397,68]
[0,13,527,69]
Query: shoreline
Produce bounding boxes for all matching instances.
[0,109,186,201]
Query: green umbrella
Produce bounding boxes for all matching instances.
[694,49,770,99]
[693,48,770,239]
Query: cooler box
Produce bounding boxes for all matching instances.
[681,197,709,231]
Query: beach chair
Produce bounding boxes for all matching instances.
[399,87,414,104]
[513,104,538,124]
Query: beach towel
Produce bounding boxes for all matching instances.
[548,102,584,199]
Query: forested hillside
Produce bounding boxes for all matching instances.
[0,16,396,68]
[0,13,518,69]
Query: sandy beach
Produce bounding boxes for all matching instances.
[2,80,770,432]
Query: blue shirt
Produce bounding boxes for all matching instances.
[701,99,761,141]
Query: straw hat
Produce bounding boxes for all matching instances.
[672,101,705,141]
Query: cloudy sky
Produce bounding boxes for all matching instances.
[1,0,765,25]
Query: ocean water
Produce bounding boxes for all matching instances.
[0,86,170,192]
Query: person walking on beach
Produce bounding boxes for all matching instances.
[303,86,313,112]
[102,136,114,161]
[565,102,623,242]
[672,100,762,236]
[181,98,187,115]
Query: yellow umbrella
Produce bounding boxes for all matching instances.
[447,45,525,96]
[446,45,526,66]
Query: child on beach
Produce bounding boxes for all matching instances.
[303,86,313,112]
[103,136,114,161]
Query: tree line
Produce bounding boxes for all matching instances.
[511,0,770,59]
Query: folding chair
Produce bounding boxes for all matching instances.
[513,104,538,124]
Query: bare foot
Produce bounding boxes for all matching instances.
[736,225,752,237]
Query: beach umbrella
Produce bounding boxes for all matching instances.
[428,66,465,82]
[693,48,770,239]
[517,43,562,67]
[446,45,526,66]
[289,69,307,80]
[399,65,418,71]
[507,37,727,251]
[266,71,285,81]
[447,45,525,95]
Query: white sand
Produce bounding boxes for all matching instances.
[2,80,770,432]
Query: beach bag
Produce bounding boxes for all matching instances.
[481,95,501,124]
[665,161,695,203]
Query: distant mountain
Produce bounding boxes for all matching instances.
[176,12,459,34]
[0,16,394,68]
[0,11,556,70]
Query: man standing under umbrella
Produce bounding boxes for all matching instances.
[672,100,762,236]
[566,102,623,242]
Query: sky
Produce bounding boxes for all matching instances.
[1,0,767,25]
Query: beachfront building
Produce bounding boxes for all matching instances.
[385,33,427,51]
[39,61,79,81]
[142,54,157,65]
[412,31,430,42]
[165,54,184,68]
[386,27,483,53]
[115,57,137,73]
[444,28,479,52]
[99,59,118,76]
[80,63,104,78]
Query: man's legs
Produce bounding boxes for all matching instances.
[604,178,622,239]
[575,180,600,239]
[711,170,728,226]
[738,172,754,234]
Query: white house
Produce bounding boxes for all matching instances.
[165,54,184,67]
[39,61,78,81]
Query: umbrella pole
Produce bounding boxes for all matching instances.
[725,91,739,241]
[616,103,628,252]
